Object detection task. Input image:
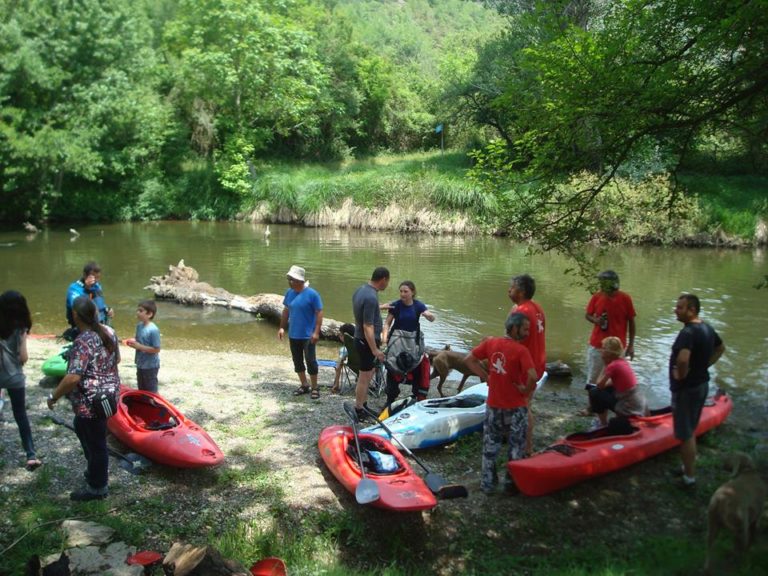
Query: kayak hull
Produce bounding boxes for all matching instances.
[318,425,437,511]
[362,384,490,449]
[41,346,70,377]
[508,392,733,496]
[107,387,224,468]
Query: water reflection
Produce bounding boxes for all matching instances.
[1,222,765,403]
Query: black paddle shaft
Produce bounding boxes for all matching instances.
[47,413,151,474]
[363,405,468,498]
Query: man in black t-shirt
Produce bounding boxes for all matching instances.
[669,293,725,487]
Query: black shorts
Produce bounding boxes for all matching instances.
[354,337,380,371]
[672,382,709,441]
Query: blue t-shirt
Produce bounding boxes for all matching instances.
[352,284,382,340]
[283,287,323,339]
[135,321,161,369]
[389,299,427,332]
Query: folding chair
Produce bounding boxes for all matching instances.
[342,333,385,397]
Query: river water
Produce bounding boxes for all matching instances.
[1,222,765,405]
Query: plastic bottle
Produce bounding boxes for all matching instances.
[599,312,608,331]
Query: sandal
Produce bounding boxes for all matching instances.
[25,459,42,471]
[576,408,593,417]
[310,388,320,400]
[292,386,311,396]
[329,387,340,395]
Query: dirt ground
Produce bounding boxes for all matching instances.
[2,338,766,574]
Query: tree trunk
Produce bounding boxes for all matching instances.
[162,542,249,576]
[146,260,345,339]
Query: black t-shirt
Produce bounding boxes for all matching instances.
[669,321,722,392]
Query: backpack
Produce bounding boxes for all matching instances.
[384,329,425,376]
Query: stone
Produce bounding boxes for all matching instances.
[62,520,115,547]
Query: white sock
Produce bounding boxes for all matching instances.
[682,474,696,485]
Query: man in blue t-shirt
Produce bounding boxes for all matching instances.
[351,267,390,421]
[669,293,725,487]
[278,265,324,399]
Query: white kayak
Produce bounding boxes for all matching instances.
[362,372,548,449]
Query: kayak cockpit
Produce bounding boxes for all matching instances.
[121,395,179,431]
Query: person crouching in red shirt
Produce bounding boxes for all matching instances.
[465,312,537,495]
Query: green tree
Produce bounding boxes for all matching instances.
[468,0,768,255]
[0,0,171,222]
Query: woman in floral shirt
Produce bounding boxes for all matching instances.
[48,296,121,501]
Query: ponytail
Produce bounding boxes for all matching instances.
[71,296,116,354]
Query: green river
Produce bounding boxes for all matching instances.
[1,222,765,407]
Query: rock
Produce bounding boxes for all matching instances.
[62,520,114,547]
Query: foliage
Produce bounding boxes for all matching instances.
[0,0,172,222]
[465,0,768,262]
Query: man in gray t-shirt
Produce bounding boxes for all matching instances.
[351,267,390,420]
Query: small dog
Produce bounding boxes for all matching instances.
[429,346,486,397]
[705,452,767,573]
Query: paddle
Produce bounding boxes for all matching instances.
[48,413,152,475]
[362,405,468,499]
[341,401,380,505]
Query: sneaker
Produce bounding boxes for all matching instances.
[681,474,696,487]
[588,418,604,432]
[354,407,369,423]
[70,485,108,502]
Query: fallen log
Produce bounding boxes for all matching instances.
[146,260,345,340]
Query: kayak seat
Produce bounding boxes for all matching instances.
[123,396,174,429]
[425,395,486,409]
[346,438,403,475]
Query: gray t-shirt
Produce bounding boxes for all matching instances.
[0,329,25,389]
[352,283,382,341]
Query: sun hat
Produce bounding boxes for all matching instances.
[601,336,624,357]
[286,265,306,282]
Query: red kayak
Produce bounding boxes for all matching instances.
[108,386,224,468]
[508,390,733,496]
[318,425,437,511]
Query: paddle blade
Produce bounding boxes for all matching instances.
[437,483,469,499]
[117,452,153,475]
[250,557,287,576]
[424,473,468,498]
[355,478,380,504]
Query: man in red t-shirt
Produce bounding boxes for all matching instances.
[582,269,636,415]
[508,274,545,455]
[465,312,537,494]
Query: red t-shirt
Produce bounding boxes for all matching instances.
[471,337,535,409]
[603,357,637,393]
[513,299,546,378]
[586,290,636,348]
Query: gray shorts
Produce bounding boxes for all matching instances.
[137,368,159,394]
[671,382,709,441]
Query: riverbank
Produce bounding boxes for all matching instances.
[1,339,766,575]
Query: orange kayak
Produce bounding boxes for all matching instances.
[108,386,224,468]
[318,425,437,511]
[508,391,733,496]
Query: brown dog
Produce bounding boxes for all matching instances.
[429,347,486,397]
[705,452,767,574]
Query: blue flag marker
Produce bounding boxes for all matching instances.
[435,123,443,134]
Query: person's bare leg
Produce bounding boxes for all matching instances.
[310,373,319,390]
[680,437,697,478]
[355,369,373,409]
[297,372,308,388]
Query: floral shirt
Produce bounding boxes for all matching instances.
[66,326,121,418]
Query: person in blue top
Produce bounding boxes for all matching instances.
[381,280,435,340]
[381,280,435,403]
[126,300,161,393]
[278,265,324,400]
[65,261,113,332]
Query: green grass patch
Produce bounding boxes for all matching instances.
[679,173,768,236]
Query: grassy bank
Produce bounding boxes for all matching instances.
[246,152,767,244]
[1,339,767,575]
